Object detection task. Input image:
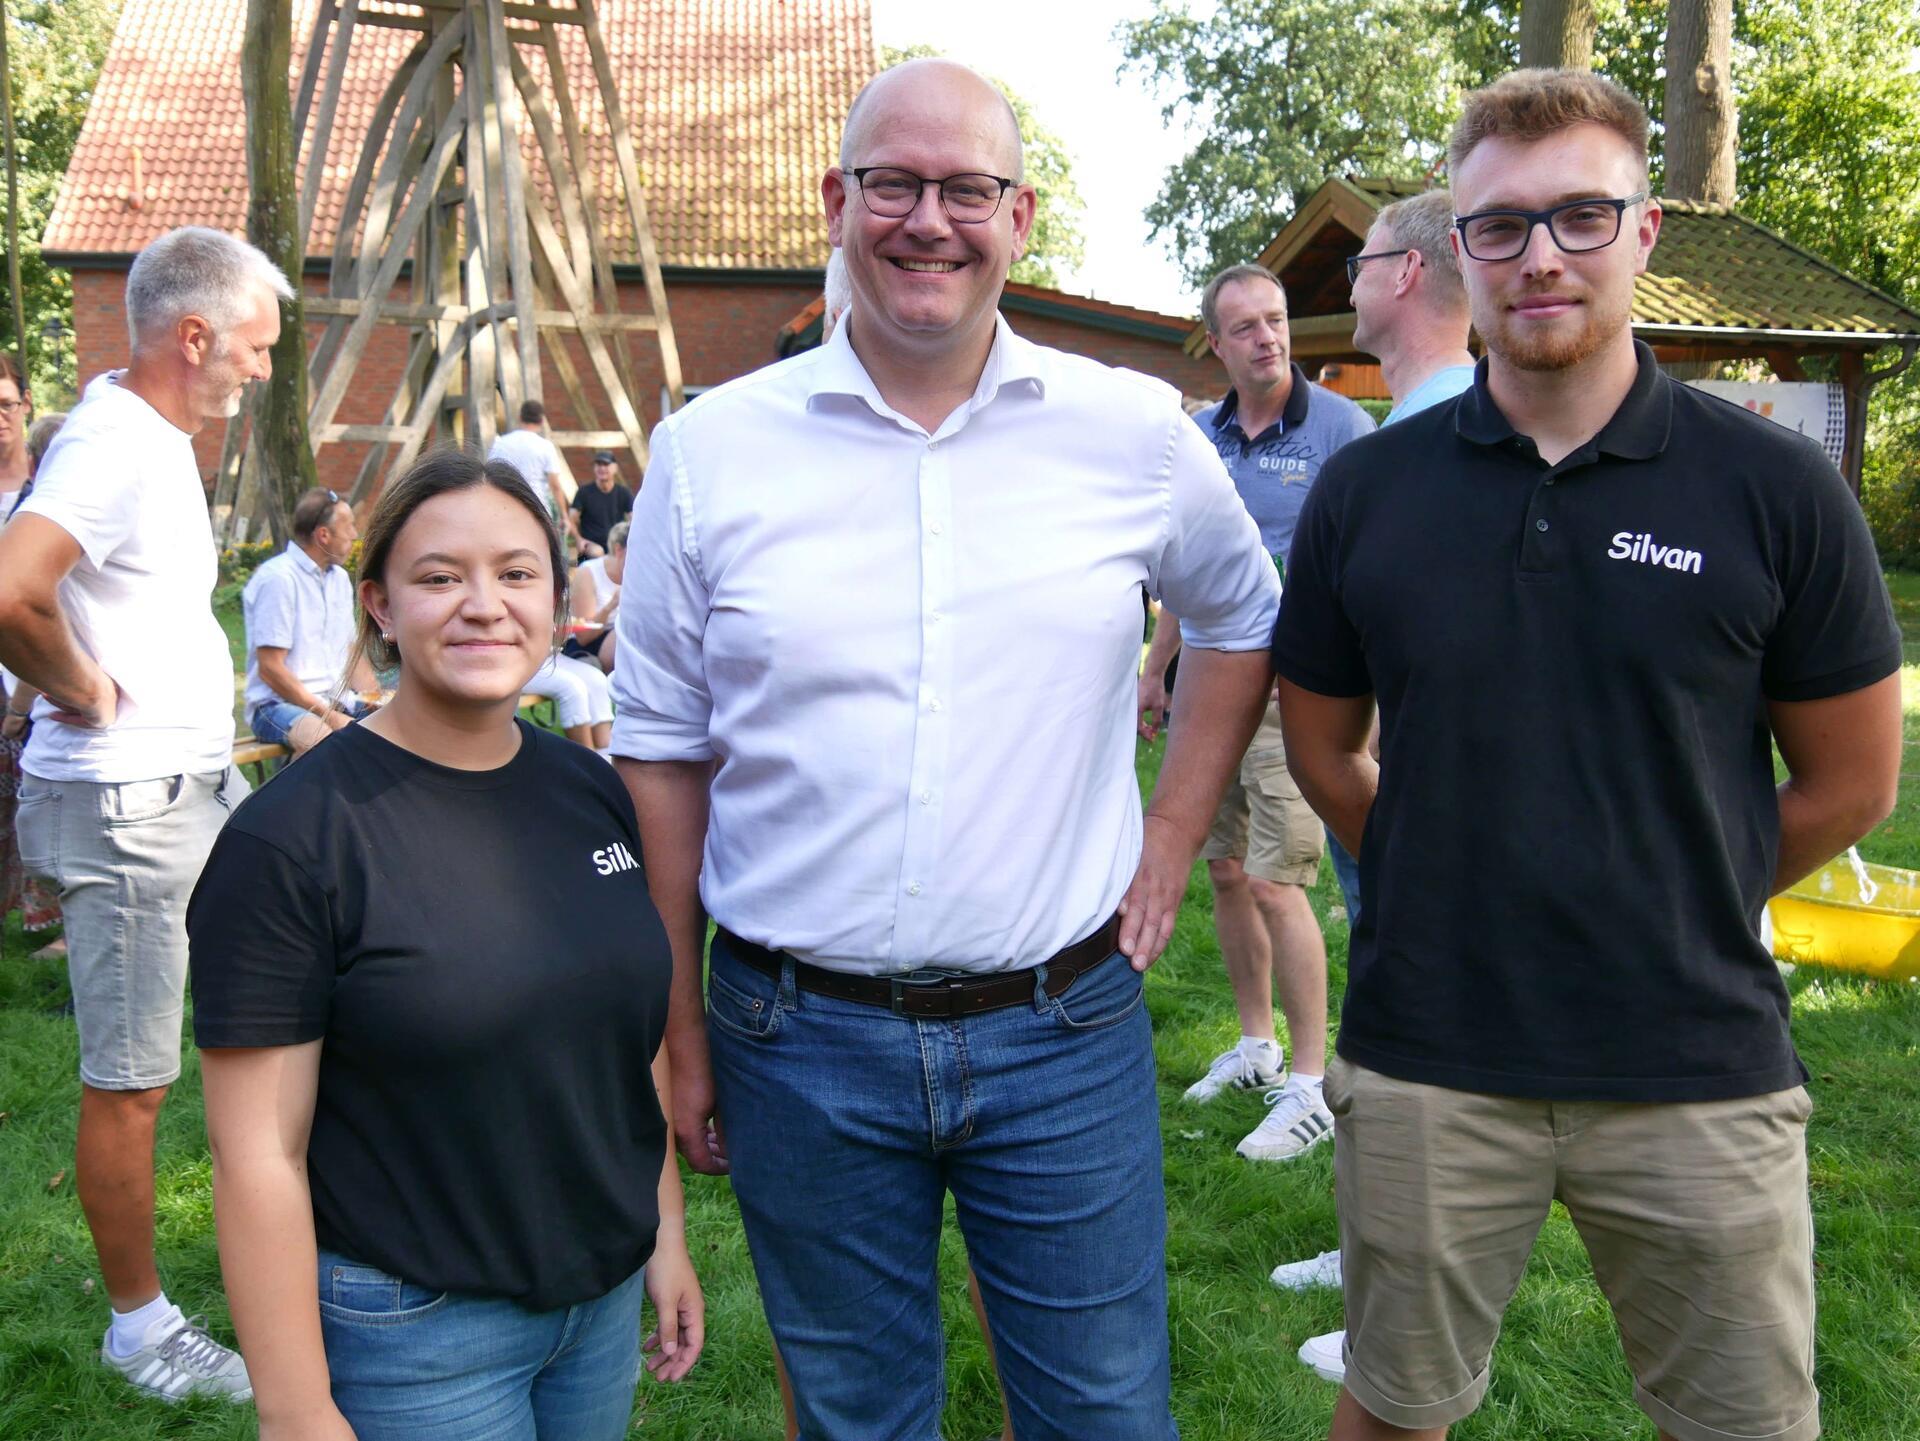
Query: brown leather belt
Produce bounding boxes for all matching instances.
[718,914,1124,1020]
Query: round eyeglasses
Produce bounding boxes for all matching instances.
[850,167,1016,224]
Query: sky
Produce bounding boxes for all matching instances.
[867,0,1210,319]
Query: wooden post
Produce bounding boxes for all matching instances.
[1,0,26,373]
[1838,349,1867,497]
[243,0,320,545]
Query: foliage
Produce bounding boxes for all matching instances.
[877,45,1087,289]
[1,0,123,406]
[1117,0,1505,286]
[216,540,278,585]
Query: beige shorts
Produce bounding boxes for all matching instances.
[1326,1055,1818,1441]
[1198,702,1323,887]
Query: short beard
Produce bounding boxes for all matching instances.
[1477,285,1632,374]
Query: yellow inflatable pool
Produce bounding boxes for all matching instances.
[1768,853,1920,982]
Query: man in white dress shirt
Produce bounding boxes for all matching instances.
[614,59,1278,1439]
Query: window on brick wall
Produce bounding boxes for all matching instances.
[661,384,714,418]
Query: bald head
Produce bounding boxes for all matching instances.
[839,58,1024,182]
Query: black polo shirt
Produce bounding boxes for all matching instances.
[1274,343,1900,1102]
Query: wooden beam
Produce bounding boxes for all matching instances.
[322,32,427,295]
[306,297,471,322]
[550,430,632,446]
[528,190,648,466]
[383,321,474,481]
[487,0,542,404]
[355,9,431,30]
[535,22,636,403]
[349,329,435,503]
[1838,349,1867,497]
[297,0,360,249]
[577,0,684,412]
[308,101,465,442]
[1762,348,1808,382]
[409,0,588,24]
[292,0,338,137]
[316,423,418,443]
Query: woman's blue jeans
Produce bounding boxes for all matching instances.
[316,1249,646,1440]
[708,932,1179,1441]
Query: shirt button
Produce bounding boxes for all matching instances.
[929,698,942,712]
[920,790,932,805]
[1535,519,1549,532]
[930,521,945,535]
[907,882,923,896]
[929,611,942,623]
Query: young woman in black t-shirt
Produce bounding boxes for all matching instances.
[190,451,700,1441]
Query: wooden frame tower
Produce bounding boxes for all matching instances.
[227,0,682,519]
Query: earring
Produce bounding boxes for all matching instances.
[381,631,393,642]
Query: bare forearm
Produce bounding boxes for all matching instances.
[0,594,108,712]
[617,759,713,1048]
[210,1156,333,1423]
[1299,750,1378,857]
[258,654,329,715]
[651,1047,686,1238]
[1146,647,1271,847]
[1774,781,1894,893]
[1277,680,1380,855]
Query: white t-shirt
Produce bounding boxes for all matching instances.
[579,555,620,610]
[488,429,562,512]
[16,372,235,782]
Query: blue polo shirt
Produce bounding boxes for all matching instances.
[1195,364,1375,574]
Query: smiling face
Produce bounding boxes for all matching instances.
[189,282,281,423]
[1207,275,1292,402]
[824,61,1036,368]
[361,485,559,711]
[593,459,618,491]
[1451,123,1659,374]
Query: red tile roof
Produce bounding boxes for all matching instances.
[44,0,878,270]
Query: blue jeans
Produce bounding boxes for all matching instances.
[707,933,1178,1441]
[248,695,371,747]
[316,1249,645,1440]
[1327,826,1362,928]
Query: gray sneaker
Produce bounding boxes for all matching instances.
[101,1312,253,1403]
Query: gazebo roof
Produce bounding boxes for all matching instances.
[1184,175,1920,358]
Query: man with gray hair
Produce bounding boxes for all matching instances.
[0,224,286,1404]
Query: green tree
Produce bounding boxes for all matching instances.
[0,0,123,405]
[1118,0,1507,286]
[877,45,1086,288]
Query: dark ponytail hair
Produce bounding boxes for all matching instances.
[343,447,569,684]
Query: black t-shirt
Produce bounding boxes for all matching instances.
[1274,344,1901,1103]
[188,719,671,1310]
[571,482,634,548]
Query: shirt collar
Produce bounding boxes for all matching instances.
[1455,340,1673,461]
[285,541,328,578]
[805,311,1047,429]
[1212,363,1312,442]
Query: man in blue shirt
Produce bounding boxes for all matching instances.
[1139,264,1373,1161]
[1273,188,1478,1377]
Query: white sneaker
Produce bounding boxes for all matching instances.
[1269,1247,1343,1291]
[1182,1043,1284,1102]
[1236,1083,1334,1161]
[101,1311,252,1403]
[1297,1329,1346,1384]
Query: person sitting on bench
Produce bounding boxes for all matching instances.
[243,488,376,756]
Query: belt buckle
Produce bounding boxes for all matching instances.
[889,971,969,1018]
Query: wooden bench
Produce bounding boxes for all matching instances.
[232,695,552,784]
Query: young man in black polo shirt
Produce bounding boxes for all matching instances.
[1274,69,1901,1441]
[570,450,634,558]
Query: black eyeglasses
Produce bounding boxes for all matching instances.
[1454,193,1646,262]
[1345,248,1412,286]
[850,167,1016,224]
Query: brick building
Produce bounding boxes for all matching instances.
[44,0,1221,505]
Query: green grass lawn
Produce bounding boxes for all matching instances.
[2,585,1918,1438]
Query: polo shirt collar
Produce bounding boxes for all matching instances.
[1455,340,1673,460]
[806,311,1047,428]
[1212,363,1312,442]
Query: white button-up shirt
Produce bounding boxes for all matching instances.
[242,543,358,715]
[613,317,1279,974]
